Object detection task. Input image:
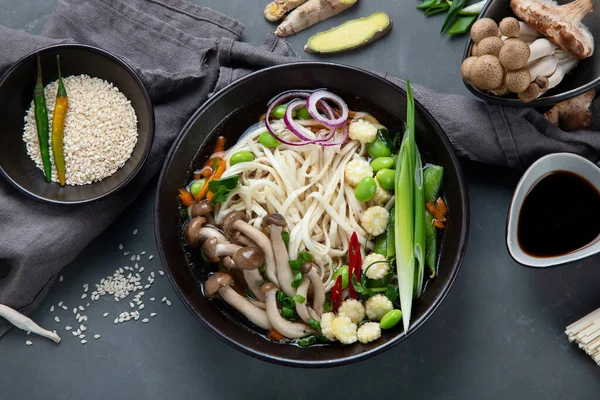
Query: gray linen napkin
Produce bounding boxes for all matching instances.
[1,0,599,336]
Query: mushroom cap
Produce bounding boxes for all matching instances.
[232,247,265,270]
[518,83,541,102]
[190,199,214,218]
[471,55,505,90]
[183,217,207,247]
[260,282,278,293]
[222,211,247,236]
[461,56,478,85]
[300,262,316,274]
[263,213,287,228]
[490,85,510,96]
[205,272,233,297]
[471,43,478,57]
[499,38,531,70]
[499,17,520,37]
[221,256,236,271]
[232,231,257,248]
[505,68,532,93]
[477,36,504,57]
[471,18,499,44]
[202,237,220,262]
[535,76,549,91]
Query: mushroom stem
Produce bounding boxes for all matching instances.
[0,304,61,343]
[219,286,272,330]
[262,284,316,339]
[263,214,295,297]
[244,269,266,301]
[248,298,267,310]
[545,58,578,91]
[294,277,315,324]
[301,263,326,316]
[527,55,560,81]
[233,231,259,248]
[527,38,558,64]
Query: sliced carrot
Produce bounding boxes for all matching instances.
[269,329,283,342]
[433,219,446,229]
[213,136,226,154]
[193,171,201,180]
[196,158,227,200]
[426,201,446,222]
[178,188,194,207]
[436,198,448,215]
[200,166,213,177]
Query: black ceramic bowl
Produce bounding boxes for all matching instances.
[0,44,154,204]
[463,0,600,107]
[155,63,469,367]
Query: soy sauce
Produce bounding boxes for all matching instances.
[517,171,600,257]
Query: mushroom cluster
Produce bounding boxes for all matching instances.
[462,16,581,102]
[184,204,324,340]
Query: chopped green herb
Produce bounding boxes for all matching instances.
[207,175,239,205]
[291,271,303,288]
[293,294,306,304]
[259,262,266,273]
[245,289,256,299]
[298,335,317,347]
[308,319,321,330]
[281,306,297,320]
[281,231,290,248]
[288,252,312,272]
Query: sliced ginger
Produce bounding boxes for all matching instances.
[304,12,392,54]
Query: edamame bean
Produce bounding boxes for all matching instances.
[354,176,377,202]
[376,169,396,190]
[297,107,310,120]
[270,105,297,119]
[259,131,281,148]
[367,137,392,158]
[332,265,349,289]
[230,150,255,165]
[189,179,206,198]
[380,309,402,329]
[371,157,395,172]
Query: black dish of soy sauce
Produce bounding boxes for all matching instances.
[518,170,600,258]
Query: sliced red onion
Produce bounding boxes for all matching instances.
[306,90,349,129]
[283,100,315,142]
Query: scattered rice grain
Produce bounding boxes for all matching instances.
[26,341,32,346]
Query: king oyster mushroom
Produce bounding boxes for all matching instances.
[205,272,271,330]
[263,214,295,297]
[511,0,594,60]
[223,211,279,287]
[261,283,316,338]
[202,237,264,270]
[544,89,596,131]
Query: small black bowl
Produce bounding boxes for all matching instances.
[462,0,600,107]
[155,62,469,367]
[0,44,154,204]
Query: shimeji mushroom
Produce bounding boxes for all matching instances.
[261,283,316,338]
[223,211,279,287]
[190,199,216,226]
[205,272,271,330]
[461,56,479,85]
[294,276,320,324]
[263,214,295,297]
[470,55,505,90]
[184,217,226,247]
[499,38,531,70]
[499,17,520,38]
[518,82,541,102]
[0,304,61,343]
[202,237,264,270]
[300,262,326,315]
[477,36,504,57]
[505,68,531,93]
[470,18,499,44]
[544,89,596,131]
[232,231,259,248]
[222,251,266,301]
[511,0,594,60]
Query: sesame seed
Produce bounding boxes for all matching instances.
[139,267,145,273]
[130,302,135,309]
[124,251,130,256]
[79,334,86,339]
[58,301,63,307]
[26,341,32,346]
[130,255,136,261]
[26,331,31,335]
[114,318,119,324]
[103,312,109,317]
[73,308,78,314]
[150,313,157,317]
[119,244,124,250]
[79,306,85,311]
[81,294,87,299]
[144,284,151,290]
[161,297,167,303]
[142,318,149,323]
[149,255,154,260]
[150,297,155,301]
[136,255,141,261]
[158,270,164,276]
[94,334,101,339]
[141,251,146,255]
[81,340,87,344]
[166,300,172,307]
[139,304,145,310]
[150,272,155,278]
[72,331,79,336]
[80,325,87,332]
[133,229,138,235]
[50,305,54,312]
[65,326,72,331]
[59,275,64,282]
[54,316,60,323]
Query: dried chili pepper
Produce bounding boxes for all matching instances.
[51,55,68,186]
[33,53,51,182]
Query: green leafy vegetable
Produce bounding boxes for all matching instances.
[448,15,477,34]
[207,175,239,205]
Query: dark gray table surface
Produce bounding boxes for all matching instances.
[1,1,599,399]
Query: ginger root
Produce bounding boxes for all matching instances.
[274,0,357,37]
[264,0,308,22]
[544,89,596,131]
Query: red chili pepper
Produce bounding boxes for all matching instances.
[331,275,343,312]
[348,232,362,299]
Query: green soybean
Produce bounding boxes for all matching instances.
[332,265,349,289]
[259,131,281,148]
[271,105,296,119]
[355,176,377,202]
[297,107,310,120]
[371,157,395,172]
[230,151,255,165]
[189,179,206,198]
[376,169,396,190]
[380,309,402,329]
[368,137,392,158]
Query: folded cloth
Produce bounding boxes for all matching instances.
[1,0,599,336]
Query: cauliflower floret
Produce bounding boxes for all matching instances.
[345,158,373,187]
[338,299,365,324]
[363,253,389,280]
[357,322,382,344]
[320,312,336,341]
[365,294,394,321]
[360,206,390,236]
[372,180,392,206]
[331,315,358,344]
[349,119,378,144]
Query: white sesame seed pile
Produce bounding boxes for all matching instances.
[22,74,138,186]
[30,229,169,347]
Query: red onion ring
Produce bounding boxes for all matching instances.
[306,90,349,129]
